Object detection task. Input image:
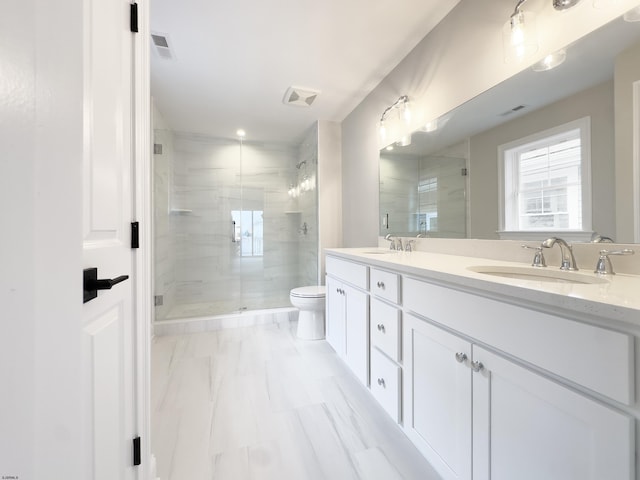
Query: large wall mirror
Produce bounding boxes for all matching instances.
[379,13,640,242]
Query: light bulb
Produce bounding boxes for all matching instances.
[379,120,386,142]
[402,101,412,126]
[503,10,538,63]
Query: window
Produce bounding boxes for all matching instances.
[232,210,263,257]
[499,118,591,239]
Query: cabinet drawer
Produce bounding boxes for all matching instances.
[404,277,634,405]
[326,256,368,290]
[370,268,400,304]
[370,298,401,362]
[370,348,401,423]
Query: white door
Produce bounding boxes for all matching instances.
[82,0,138,478]
[472,345,633,480]
[403,314,472,480]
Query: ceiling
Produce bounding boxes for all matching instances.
[150,0,462,144]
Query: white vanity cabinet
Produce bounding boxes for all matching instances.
[404,313,634,480]
[325,249,638,480]
[472,345,633,480]
[369,267,402,422]
[326,257,369,386]
[403,314,472,480]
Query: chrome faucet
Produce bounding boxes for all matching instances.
[385,234,403,251]
[541,237,579,271]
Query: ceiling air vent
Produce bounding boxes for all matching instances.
[499,105,527,117]
[283,86,321,107]
[151,33,174,60]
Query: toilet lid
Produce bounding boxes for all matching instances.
[290,286,326,298]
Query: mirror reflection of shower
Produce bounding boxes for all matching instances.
[152,110,319,321]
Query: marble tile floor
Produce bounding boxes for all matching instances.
[151,319,442,480]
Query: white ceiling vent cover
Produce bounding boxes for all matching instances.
[283,86,321,107]
[151,33,174,60]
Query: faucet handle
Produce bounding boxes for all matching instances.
[405,240,416,252]
[521,244,546,267]
[594,249,635,275]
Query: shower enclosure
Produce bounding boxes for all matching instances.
[153,114,319,322]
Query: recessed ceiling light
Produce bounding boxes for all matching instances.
[236,129,246,138]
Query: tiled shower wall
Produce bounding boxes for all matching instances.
[153,130,319,321]
[379,139,468,238]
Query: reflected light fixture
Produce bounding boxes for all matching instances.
[378,95,411,141]
[553,0,582,10]
[503,0,538,63]
[531,48,567,71]
[624,5,640,21]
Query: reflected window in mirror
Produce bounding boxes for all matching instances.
[499,117,592,240]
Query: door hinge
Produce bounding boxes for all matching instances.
[133,436,141,466]
[461,167,468,176]
[130,3,139,33]
[131,221,140,249]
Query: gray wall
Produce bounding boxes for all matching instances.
[615,40,640,242]
[469,81,615,239]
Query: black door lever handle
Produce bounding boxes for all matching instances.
[83,267,129,303]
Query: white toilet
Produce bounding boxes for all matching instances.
[290,286,326,340]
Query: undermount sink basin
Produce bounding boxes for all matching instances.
[362,250,394,255]
[467,265,609,285]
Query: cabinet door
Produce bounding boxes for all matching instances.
[325,276,345,357]
[403,314,472,480]
[344,284,369,386]
[472,346,634,480]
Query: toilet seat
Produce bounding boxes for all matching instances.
[290,286,326,298]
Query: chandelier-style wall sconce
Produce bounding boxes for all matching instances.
[503,0,539,63]
[504,0,590,65]
[378,95,412,144]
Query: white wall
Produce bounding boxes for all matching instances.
[1,0,84,478]
[341,0,634,247]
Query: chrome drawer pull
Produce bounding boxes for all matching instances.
[376,281,385,289]
[377,323,385,333]
[377,378,386,388]
[455,352,467,363]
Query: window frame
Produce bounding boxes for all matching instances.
[497,117,593,241]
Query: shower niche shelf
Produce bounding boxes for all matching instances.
[284,210,302,214]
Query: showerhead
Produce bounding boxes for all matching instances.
[296,161,306,169]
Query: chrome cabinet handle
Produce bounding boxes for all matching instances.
[471,361,484,372]
[377,323,385,333]
[455,352,467,363]
[376,281,385,289]
[377,378,386,387]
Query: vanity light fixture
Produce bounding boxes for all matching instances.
[624,5,640,21]
[503,0,539,63]
[378,95,411,141]
[531,48,567,71]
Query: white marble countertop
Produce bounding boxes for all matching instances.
[325,248,640,327]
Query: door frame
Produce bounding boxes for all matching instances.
[132,0,152,477]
